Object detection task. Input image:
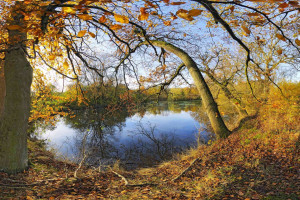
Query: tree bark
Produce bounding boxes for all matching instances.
[0,10,33,173]
[147,40,231,138]
[0,60,5,117]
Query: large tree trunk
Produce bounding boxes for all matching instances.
[0,11,33,173]
[0,60,5,117]
[147,41,231,138]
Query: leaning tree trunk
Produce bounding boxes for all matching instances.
[147,41,231,138]
[0,12,33,173]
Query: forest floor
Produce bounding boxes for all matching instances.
[0,115,299,199]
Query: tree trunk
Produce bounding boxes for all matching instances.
[147,41,231,138]
[0,60,5,117]
[0,11,33,173]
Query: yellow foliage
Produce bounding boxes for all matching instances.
[114,14,129,24]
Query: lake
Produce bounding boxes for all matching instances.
[37,101,212,169]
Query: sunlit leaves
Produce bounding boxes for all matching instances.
[88,32,96,38]
[176,9,194,21]
[170,1,186,5]
[62,7,76,14]
[164,20,171,26]
[275,33,285,41]
[295,39,300,46]
[6,25,22,30]
[98,16,107,23]
[188,9,202,17]
[114,14,129,24]
[48,55,56,60]
[277,48,282,55]
[77,30,87,37]
[110,24,123,30]
[63,59,69,69]
[241,25,251,36]
[139,7,149,21]
[78,14,93,21]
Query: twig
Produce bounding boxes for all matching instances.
[172,158,202,182]
[111,169,129,186]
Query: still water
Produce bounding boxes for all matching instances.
[37,101,212,169]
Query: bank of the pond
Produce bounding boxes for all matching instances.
[1,115,299,199]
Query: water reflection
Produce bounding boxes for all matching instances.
[38,101,212,169]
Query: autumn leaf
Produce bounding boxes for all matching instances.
[241,25,251,35]
[110,24,123,30]
[139,7,149,20]
[7,25,22,30]
[78,14,93,21]
[164,20,171,26]
[114,14,129,24]
[277,48,283,55]
[247,12,260,17]
[278,2,289,8]
[63,60,69,69]
[295,38,300,46]
[176,9,194,21]
[88,32,96,38]
[276,33,286,41]
[170,2,186,5]
[78,30,87,37]
[138,12,149,21]
[188,9,202,17]
[63,7,76,14]
[98,16,107,23]
[49,55,55,60]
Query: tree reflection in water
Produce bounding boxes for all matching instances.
[39,101,212,170]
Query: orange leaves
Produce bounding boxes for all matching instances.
[88,32,96,38]
[295,39,300,46]
[78,14,93,21]
[139,7,149,21]
[77,30,87,37]
[114,14,129,24]
[241,25,251,36]
[277,48,283,55]
[176,9,193,21]
[288,1,299,7]
[98,15,107,23]
[278,2,289,8]
[48,55,56,60]
[275,33,285,41]
[63,60,69,69]
[188,9,202,17]
[164,20,171,26]
[246,12,260,17]
[6,25,22,30]
[175,9,202,21]
[62,7,76,14]
[110,24,123,30]
[170,1,186,5]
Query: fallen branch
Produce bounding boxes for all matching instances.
[172,158,202,182]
